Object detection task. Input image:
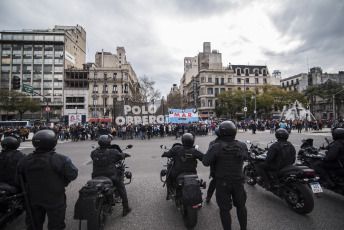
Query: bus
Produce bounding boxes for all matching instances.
[0,121,31,127]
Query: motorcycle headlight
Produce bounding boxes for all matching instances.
[124,171,132,179]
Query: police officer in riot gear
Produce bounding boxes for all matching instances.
[0,136,25,187]
[16,129,78,230]
[91,135,132,216]
[206,128,221,203]
[162,133,204,200]
[203,120,248,230]
[315,127,344,187]
[256,128,296,190]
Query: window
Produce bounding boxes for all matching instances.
[255,78,258,84]
[208,99,213,107]
[93,85,98,93]
[228,78,232,83]
[13,35,22,40]
[201,99,205,107]
[236,68,241,76]
[215,88,219,97]
[24,35,33,40]
[12,65,21,72]
[23,74,31,81]
[44,74,52,80]
[66,97,85,103]
[1,66,10,72]
[263,78,267,84]
[43,82,52,88]
[34,36,43,41]
[220,88,225,93]
[45,36,54,41]
[34,59,42,64]
[208,77,212,83]
[23,65,32,72]
[33,82,41,88]
[104,85,108,93]
[291,80,294,84]
[207,88,213,95]
[113,85,118,93]
[245,78,249,83]
[215,78,219,85]
[54,82,63,88]
[255,70,259,76]
[282,83,285,87]
[113,73,117,81]
[237,78,241,83]
[201,77,205,83]
[44,65,52,72]
[54,74,63,81]
[33,74,41,81]
[93,99,98,105]
[124,84,128,93]
[200,87,205,95]
[221,78,224,85]
[3,35,11,40]
[287,82,289,86]
[245,69,249,76]
[54,66,63,72]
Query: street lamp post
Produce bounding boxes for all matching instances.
[103,72,107,124]
[254,70,258,121]
[94,70,97,125]
[241,78,246,119]
[333,88,344,121]
[75,106,78,124]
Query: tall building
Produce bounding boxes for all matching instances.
[88,48,139,123]
[179,42,280,120]
[0,25,86,122]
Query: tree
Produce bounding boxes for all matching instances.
[216,89,254,118]
[0,90,41,120]
[136,75,161,103]
[167,92,183,109]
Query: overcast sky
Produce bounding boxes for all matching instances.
[1,0,343,98]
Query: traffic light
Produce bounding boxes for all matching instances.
[49,112,52,118]
[12,76,21,90]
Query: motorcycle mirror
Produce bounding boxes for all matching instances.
[246,140,251,144]
[127,144,133,149]
[195,145,199,150]
[160,145,167,149]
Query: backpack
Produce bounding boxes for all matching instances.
[181,177,202,206]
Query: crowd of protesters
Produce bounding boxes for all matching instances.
[0,117,343,143]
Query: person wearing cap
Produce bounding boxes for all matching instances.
[16,129,78,230]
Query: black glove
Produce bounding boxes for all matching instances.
[125,153,131,158]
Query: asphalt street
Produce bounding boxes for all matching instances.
[6,128,344,230]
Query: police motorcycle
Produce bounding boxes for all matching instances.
[0,182,25,229]
[243,140,321,215]
[74,142,133,230]
[297,138,344,196]
[160,144,206,229]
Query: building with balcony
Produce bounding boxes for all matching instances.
[88,48,139,123]
[0,25,86,122]
[180,42,280,119]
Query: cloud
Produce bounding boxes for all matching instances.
[1,0,343,97]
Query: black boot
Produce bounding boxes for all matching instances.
[122,206,132,216]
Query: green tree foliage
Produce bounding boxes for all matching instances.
[216,84,308,119]
[0,90,41,120]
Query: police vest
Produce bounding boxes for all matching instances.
[215,141,244,181]
[92,149,116,177]
[24,152,65,200]
[0,150,22,185]
[174,147,198,173]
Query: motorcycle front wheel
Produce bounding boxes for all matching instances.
[284,182,314,215]
[243,165,257,186]
[87,198,107,230]
[182,206,198,229]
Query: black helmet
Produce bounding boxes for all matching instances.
[219,121,237,137]
[275,128,289,141]
[98,135,112,147]
[1,136,20,150]
[332,128,344,140]
[32,129,57,150]
[182,133,194,147]
[215,127,221,137]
